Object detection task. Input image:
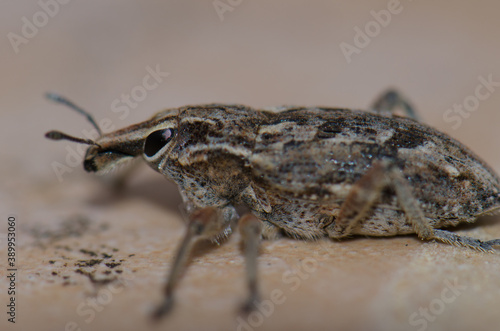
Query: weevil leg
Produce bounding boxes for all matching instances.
[387,166,500,251]
[325,160,392,238]
[432,230,500,252]
[325,160,500,252]
[152,207,228,320]
[325,159,435,240]
[239,214,263,313]
[371,89,422,121]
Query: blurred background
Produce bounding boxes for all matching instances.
[2,1,500,331]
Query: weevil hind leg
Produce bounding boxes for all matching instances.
[325,159,435,241]
[152,207,231,320]
[325,160,393,238]
[325,159,436,239]
[238,214,263,314]
[371,89,422,122]
[325,159,500,252]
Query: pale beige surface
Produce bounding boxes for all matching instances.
[2,1,500,331]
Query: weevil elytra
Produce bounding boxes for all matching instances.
[45,90,500,318]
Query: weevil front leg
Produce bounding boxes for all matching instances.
[371,89,422,122]
[152,207,231,320]
[324,159,500,252]
[239,214,262,313]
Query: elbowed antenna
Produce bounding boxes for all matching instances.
[46,92,103,136]
[45,130,100,146]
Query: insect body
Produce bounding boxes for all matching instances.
[46,91,500,318]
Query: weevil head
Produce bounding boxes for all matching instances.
[46,100,180,174]
[84,112,179,173]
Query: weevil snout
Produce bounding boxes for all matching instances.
[45,93,179,173]
[83,144,135,173]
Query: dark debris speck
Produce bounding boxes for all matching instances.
[75,259,102,267]
[105,262,121,269]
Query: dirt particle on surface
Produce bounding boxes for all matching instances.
[75,259,103,267]
[105,262,121,269]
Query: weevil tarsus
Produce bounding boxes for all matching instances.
[432,229,500,252]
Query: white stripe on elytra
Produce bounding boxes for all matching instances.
[178,143,250,165]
[180,116,218,126]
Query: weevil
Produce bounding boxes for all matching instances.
[45,90,500,318]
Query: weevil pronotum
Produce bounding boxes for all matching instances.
[45,90,500,319]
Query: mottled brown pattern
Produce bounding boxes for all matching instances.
[74,104,500,240]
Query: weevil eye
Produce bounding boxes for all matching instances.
[144,128,175,157]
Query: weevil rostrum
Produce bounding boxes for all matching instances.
[45,90,500,318]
